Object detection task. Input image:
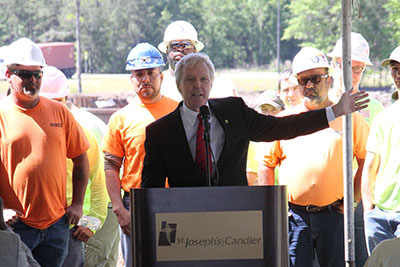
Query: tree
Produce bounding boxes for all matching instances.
[282,0,341,53]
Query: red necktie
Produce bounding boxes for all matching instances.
[196,114,212,174]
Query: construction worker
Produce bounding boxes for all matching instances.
[0,37,89,267]
[40,66,120,267]
[362,45,400,255]
[328,32,381,267]
[277,70,303,108]
[158,20,238,101]
[247,90,285,185]
[261,47,369,266]
[102,43,178,266]
[328,32,384,126]
[256,71,303,186]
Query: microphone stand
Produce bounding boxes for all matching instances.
[200,105,212,187]
[203,125,212,187]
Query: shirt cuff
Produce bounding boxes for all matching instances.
[325,106,335,122]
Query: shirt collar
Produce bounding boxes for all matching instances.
[181,102,210,127]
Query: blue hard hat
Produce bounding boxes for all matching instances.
[126,42,165,71]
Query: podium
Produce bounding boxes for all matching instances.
[130,186,288,267]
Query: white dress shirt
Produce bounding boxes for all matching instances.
[180,103,225,163]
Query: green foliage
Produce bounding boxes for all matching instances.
[283,0,395,67]
[283,0,341,52]
[353,1,396,66]
[383,0,400,55]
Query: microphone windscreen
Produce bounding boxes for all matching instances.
[200,105,210,117]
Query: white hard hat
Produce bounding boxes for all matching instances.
[40,66,69,99]
[257,90,285,110]
[327,32,372,65]
[292,47,330,75]
[381,46,400,67]
[158,20,204,53]
[4,38,46,67]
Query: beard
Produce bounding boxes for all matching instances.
[169,59,178,71]
[304,88,319,99]
[23,84,40,96]
[167,51,186,71]
[304,87,323,105]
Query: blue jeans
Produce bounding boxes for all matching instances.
[13,214,69,267]
[62,227,84,267]
[288,204,345,267]
[354,201,368,267]
[364,206,400,254]
[121,194,132,267]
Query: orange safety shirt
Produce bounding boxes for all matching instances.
[263,104,369,206]
[0,96,89,229]
[102,96,178,192]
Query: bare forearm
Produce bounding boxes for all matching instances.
[258,164,276,185]
[67,152,89,225]
[105,168,131,235]
[71,152,90,205]
[354,158,365,203]
[105,169,124,211]
[361,152,379,211]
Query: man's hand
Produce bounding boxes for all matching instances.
[114,206,131,236]
[72,226,94,242]
[66,203,83,225]
[332,90,370,118]
[3,209,19,229]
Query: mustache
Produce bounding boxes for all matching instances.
[140,83,153,88]
[304,88,317,94]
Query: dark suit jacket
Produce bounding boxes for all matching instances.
[141,97,328,187]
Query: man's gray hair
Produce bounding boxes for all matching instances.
[175,53,215,89]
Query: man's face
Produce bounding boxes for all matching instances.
[390,61,400,89]
[333,58,366,91]
[297,68,331,109]
[279,80,302,108]
[166,39,196,71]
[7,65,43,102]
[178,61,212,112]
[130,67,163,103]
[259,104,282,116]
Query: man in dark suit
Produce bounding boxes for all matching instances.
[141,53,369,188]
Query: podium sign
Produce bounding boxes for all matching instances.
[131,186,288,267]
[156,210,263,261]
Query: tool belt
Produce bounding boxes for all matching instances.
[289,199,343,213]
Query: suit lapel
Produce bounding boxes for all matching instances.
[167,104,194,164]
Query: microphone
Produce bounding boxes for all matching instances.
[199,105,212,186]
[199,105,211,133]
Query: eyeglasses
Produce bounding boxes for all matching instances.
[12,70,43,80]
[167,41,194,51]
[351,66,365,74]
[297,74,328,86]
[334,61,365,74]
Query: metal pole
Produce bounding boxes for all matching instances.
[342,0,355,266]
[276,0,281,73]
[76,0,82,93]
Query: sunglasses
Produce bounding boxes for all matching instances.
[12,70,43,80]
[168,41,194,51]
[297,74,328,86]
